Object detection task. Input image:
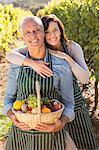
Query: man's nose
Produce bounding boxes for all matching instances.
[32,31,36,37]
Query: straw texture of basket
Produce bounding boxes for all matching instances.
[12,100,64,128]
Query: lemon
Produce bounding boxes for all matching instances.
[13,100,23,111]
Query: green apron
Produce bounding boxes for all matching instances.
[6,52,67,150]
[66,77,97,149]
[62,41,97,149]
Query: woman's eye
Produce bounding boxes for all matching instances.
[53,28,58,32]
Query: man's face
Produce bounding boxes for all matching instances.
[22,20,45,50]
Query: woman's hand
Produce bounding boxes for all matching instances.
[49,50,76,68]
[7,110,31,131]
[34,119,65,132]
[49,50,69,60]
[23,58,53,78]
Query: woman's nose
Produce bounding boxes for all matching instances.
[50,32,55,37]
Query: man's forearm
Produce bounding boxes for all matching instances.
[60,115,70,126]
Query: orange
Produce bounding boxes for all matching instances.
[13,100,23,111]
[41,107,51,113]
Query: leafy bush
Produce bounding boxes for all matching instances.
[37,0,99,79]
[0,4,32,57]
[0,102,12,140]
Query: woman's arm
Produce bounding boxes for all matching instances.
[50,42,89,84]
[6,46,53,78]
[6,45,27,65]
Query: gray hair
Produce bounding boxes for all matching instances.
[19,16,44,35]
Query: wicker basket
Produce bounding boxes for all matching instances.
[12,100,64,128]
[12,81,64,128]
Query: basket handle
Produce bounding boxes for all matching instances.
[35,80,41,122]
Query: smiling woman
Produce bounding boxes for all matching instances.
[45,21,61,49]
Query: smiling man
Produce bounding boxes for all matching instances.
[4,16,77,150]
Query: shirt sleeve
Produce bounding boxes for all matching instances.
[6,45,27,66]
[68,42,89,84]
[52,57,75,122]
[3,64,20,115]
[60,64,75,122]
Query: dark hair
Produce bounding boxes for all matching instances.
[41,14,69,52]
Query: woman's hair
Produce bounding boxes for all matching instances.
[41,14,70,51]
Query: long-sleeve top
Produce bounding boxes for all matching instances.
[6,42,89,84]
[3,48,75,122]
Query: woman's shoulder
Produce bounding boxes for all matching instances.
[71,41,81,49]
[67,41,83,56]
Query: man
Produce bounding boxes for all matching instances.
[4,16,76,150]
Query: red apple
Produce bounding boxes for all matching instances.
[53,104,61,111]
[28,106,32,111]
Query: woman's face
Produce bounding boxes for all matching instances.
[45,21,61,49]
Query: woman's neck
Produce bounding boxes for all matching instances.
[55,42,64,52]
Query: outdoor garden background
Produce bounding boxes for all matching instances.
[0,0,99,149]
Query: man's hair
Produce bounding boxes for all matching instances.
[19,16,44,34]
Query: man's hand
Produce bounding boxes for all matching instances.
[7,110,31,131]
[34,120,63,132]
[34,115,69,132]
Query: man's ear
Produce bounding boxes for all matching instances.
[22,36,27,44]
[20,37,23,40]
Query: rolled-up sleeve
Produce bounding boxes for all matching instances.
[3,64,20,115]
[52,56,75,122]
[60,63,75,122]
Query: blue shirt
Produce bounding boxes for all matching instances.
[3,49,75,122]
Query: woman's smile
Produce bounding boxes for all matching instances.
[45,21,61,49]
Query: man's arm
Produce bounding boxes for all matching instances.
[52,57,75,124]
[60,61,75,123]
[3,64,31,130]
[3,63,19,115]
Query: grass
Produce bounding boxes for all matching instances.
[0,102,12,140]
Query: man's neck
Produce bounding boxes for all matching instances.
[28,45,46,59]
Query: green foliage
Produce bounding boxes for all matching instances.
[0,102,12,140]
[93,53,99,81]
[0,3,32,57]
[37,0,99,79]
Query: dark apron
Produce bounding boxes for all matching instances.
[6,51,67,150]
[63,42,97,149]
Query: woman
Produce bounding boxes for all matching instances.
[6,15,97,149]
[4,16,77,150]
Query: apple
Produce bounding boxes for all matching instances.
[53,104,62,111]
[27,106,32,111]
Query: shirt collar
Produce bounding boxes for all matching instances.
[25,48,49,62]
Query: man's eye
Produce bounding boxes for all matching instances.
[36,29,40,32]
[25,31,31,34]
